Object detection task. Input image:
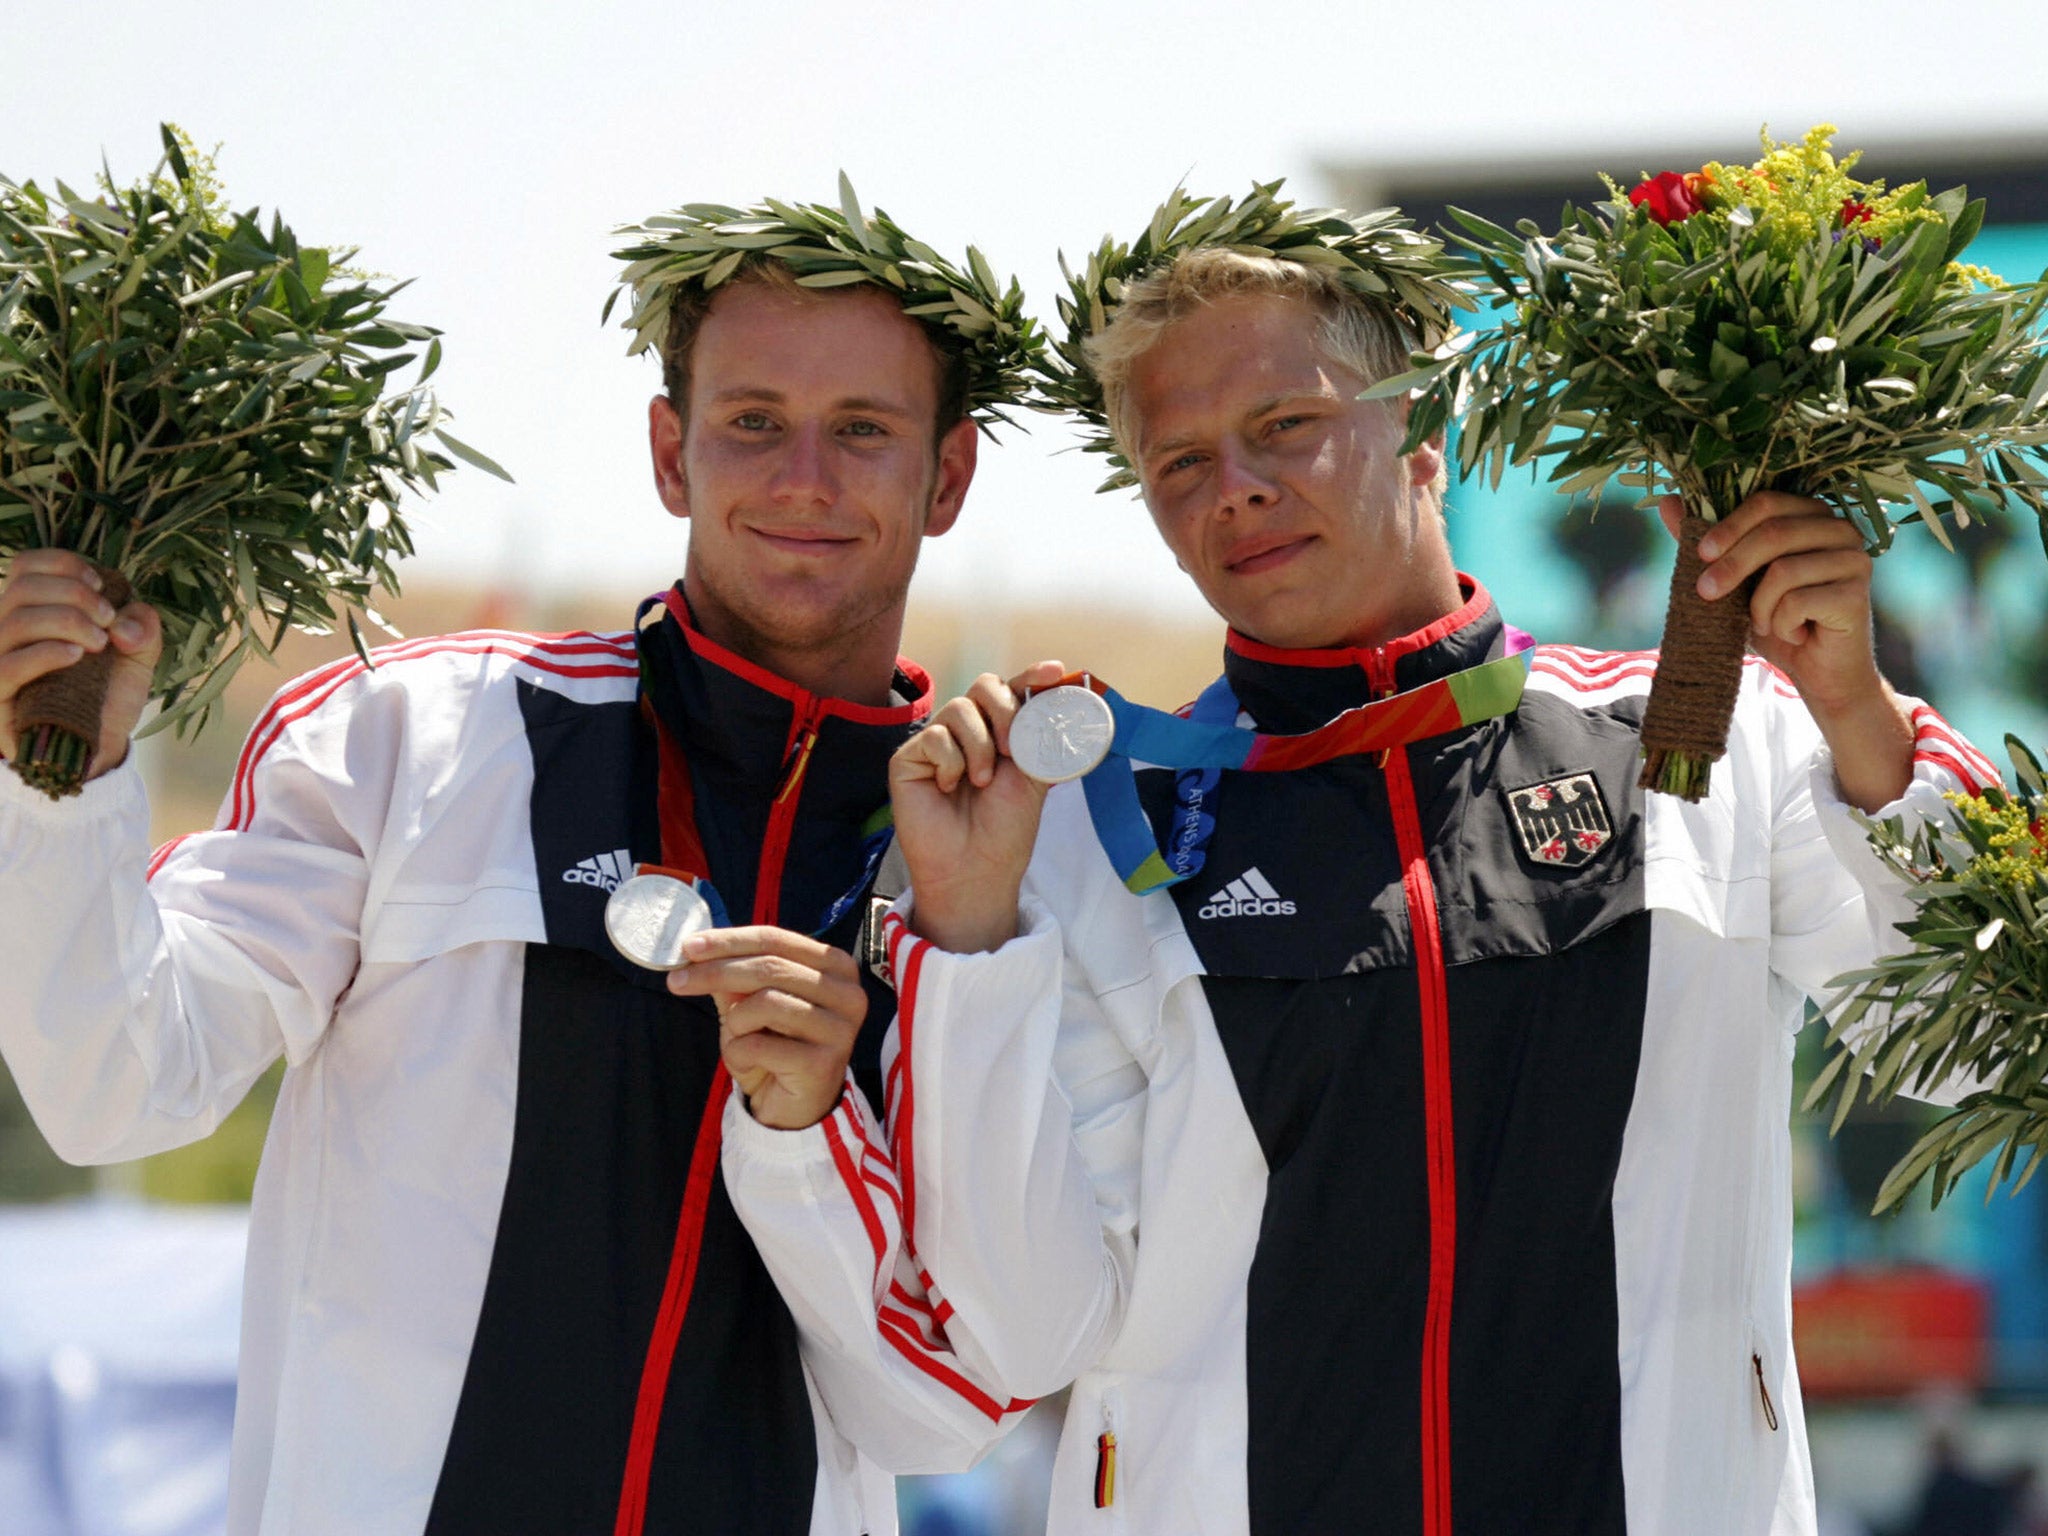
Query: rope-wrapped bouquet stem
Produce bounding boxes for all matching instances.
[0,126,506,797]
[1373,125,2048,800]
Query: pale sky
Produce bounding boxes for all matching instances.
[10,0,2048,625]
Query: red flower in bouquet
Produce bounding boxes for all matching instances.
[1628,170,1708,224]
[1840,197,1875,225]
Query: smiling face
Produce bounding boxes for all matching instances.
[1127,291,1459,651]
[649,279,974,701]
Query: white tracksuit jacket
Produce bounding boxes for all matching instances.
[0,611,1022,1536]
[749,583,1999,1536]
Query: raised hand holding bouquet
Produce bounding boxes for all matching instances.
[1379,126,2048,799]
[0,126,505,797]
[1809,736,2048,1212]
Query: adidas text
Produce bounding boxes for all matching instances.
[1197,867,1295,920]
[1198,896,1297,919]
[563,849,635,893]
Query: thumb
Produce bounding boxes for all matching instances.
[110,600,163,667]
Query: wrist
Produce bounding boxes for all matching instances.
[1808,678,1913,813]
[907,881,1022,954]
[745,1080,845,1132]
[1795,660,1889,729]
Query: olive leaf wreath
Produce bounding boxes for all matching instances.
[1034,180,1476,490]
[606,172,1045,430]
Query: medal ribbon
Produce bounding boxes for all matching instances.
[1078,626,1535,895]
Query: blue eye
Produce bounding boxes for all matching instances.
[843,420,886,438]
[734,411,774,431]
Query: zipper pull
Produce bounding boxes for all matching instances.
[1752,1353,1779,1432]
[775,703,824,805]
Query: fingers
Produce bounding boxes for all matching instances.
[1693,496,1862,601]
[723,1030,845,1129]
[670,958,867,1043]
[1747,549,1872,642]
[1008,659,1067,695]
[898,687,1000,792]
[891,662,1068,795]
[3,549,108,585]
[714,983,862,1052]
[722,1030,829,1096]
[0,580,121,654]
[0,638,90,697]
[674,923,851,971]
[678,927,862,1132]
[666,925,867,1036]
[963,672,1023,769]
[109,599,161,659]
[1695,490,1830,556]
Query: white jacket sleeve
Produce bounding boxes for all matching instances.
[721,887,1144,1465]
[0,680,374,1165]
[723,883,1143,1466]
[720,1079,1032,1475]
[876,891,1143,1401]
[1765,685,2004,1102]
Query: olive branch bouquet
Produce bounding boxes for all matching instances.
[1037,179,1475,490]
[606,172,1045,429]
[0,125,507,797]
[1369,127,2048,800]
[1807,737,2048,1212]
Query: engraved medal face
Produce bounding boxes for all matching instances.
[1010,684,1116,784]
[604,872,715,970]
[1505,772,1613,869]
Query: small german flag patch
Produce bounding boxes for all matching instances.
[1094,1430,1117,1508]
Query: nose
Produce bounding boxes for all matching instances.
[1213,439,1280,519]
[768,422,836,507]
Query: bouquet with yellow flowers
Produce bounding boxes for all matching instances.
[1375,127,2048,800]
[1809,738,2048,1211]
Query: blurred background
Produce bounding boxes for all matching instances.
[5,3,2048,1532]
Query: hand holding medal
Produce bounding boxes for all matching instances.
[889,660,1070,954]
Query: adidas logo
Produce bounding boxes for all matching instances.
[563,849,635,893]
[1197,866,1297,920]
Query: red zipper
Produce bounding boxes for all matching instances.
[613,1067,733,1536]
[1369,648,1458,1536]
[613,689,823,1534]
[755,695,826,924]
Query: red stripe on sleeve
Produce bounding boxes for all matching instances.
[822,1111,888,1281]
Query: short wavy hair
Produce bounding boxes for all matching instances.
[1084,246,1445,497]
[659,261,972,446]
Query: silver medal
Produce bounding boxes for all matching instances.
[605,872,715,970]
[1010,684,1116,784]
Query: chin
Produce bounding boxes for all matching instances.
[740,583,893,653]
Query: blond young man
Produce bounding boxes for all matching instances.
[874,206,1997,1536]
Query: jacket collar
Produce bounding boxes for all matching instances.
[1220,575,1503,735]
[637,586,933,814]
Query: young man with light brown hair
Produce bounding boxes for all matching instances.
[0,191,1039,1536]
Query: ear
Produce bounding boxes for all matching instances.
[921,416,979,539]
[1404,433,1445,489]
[649,395,691,520]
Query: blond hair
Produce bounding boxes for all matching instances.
[1083,247,1445,496]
